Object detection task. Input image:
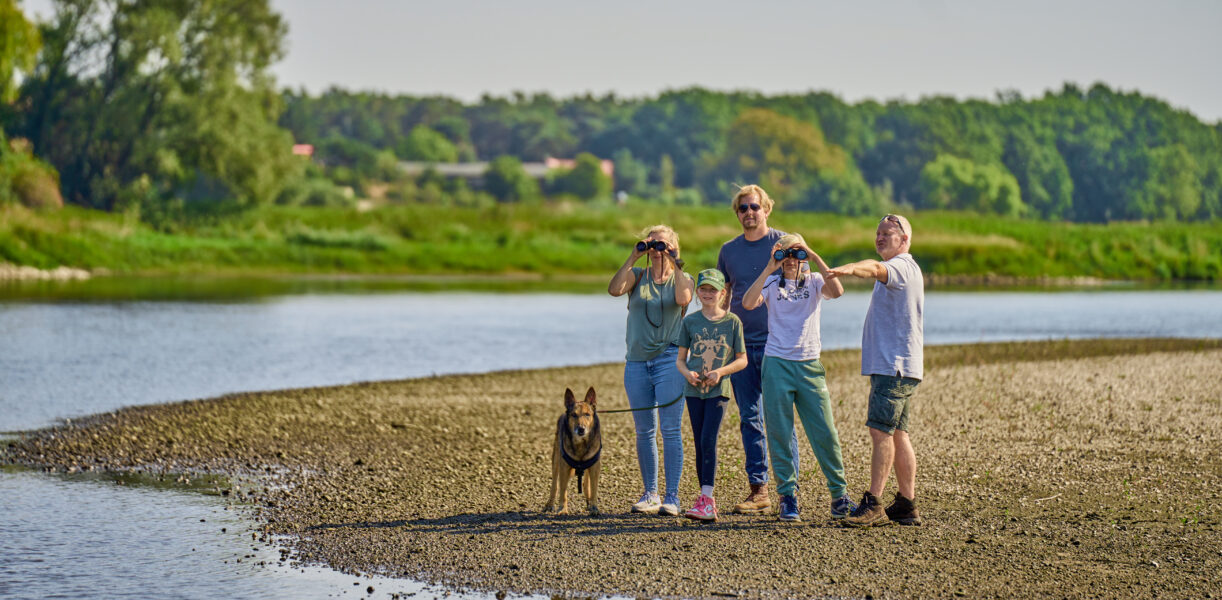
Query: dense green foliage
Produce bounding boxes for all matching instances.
[483,156,539,203]
[547,152,611,200]
[0,0,39,104]
[4,202,1219,282]
[277,86,1222,222]
[0,0,59,208]
[6,0,300,213]
[3,2,1220,238]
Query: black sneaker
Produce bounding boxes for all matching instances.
[844,491,889,527]
[884,492,922,526]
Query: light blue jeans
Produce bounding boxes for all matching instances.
[624,345,686,499]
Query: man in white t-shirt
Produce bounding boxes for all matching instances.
[827,214,925,527]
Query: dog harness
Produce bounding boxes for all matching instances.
[561,416,601,492]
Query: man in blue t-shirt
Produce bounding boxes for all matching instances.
[715,184,800,514]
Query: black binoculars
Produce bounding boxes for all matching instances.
[637,240,668,252]
[773,248,809,261]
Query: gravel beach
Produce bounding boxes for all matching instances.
[6,338,1221,599]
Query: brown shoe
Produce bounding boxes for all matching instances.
[843,491,890,527]
[732,483,771,514]
[885,492,922,526]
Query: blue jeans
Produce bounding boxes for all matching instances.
[624,345,686,498]
[686,395,730,488]
[729,344,800,486]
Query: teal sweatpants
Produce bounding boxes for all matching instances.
[761,356,847,498]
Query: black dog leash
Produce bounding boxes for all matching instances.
[597,393,684,414]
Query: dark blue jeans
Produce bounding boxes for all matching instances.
[729,344,799,485]
[686,395,730,488]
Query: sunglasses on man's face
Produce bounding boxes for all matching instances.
[737,203,762,214]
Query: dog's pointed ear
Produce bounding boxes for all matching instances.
[585,386,596,406]
[564,388,576,409]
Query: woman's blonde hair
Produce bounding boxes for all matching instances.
[731,184,774,213]
[776,233,807,252]
[637,224,680,255]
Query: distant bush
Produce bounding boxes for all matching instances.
[671,187,703,206]
[276,177,354,208]
[11,161,63,209]
[284,225,392,251]
[484,155,540,203]
[1,137,63,209]
[549,153,611,200]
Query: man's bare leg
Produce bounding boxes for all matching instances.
[867,427,894,497]
[893,429,916,499]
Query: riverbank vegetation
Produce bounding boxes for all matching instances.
[2,1,1220,288]
[4,201,1221,282]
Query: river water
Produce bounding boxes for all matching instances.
[2,288,1220,599]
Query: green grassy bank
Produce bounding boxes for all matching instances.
[3,202,1220,282]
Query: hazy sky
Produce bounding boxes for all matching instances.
[22,0,1222,122]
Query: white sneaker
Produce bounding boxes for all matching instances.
[631,492,661,514]
[659,493,681,516]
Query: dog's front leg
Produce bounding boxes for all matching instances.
[585,462,601,516]
[555,467,573,514]
[544,447,561,512]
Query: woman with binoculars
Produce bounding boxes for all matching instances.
[741,233,856,522]
[608,225,694,516]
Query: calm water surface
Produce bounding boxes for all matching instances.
[2,289,1220,599]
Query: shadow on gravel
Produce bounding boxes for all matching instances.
[306,511,804,538]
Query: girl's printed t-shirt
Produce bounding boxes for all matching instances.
[761,271,826,361]
[678,311,745,398]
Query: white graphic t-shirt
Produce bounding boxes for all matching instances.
[761,271,826,361]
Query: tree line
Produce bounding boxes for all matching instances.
[280,85,1222,222]
[3,0,1220,224]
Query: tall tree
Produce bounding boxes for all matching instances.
[703,107,876,213]
[16,0,299,210]
[483,154,539,203]
[919,154,1024,216]
[0,0,40,104]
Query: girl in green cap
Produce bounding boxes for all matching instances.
[675,268,747,521]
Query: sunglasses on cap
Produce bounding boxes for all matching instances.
[737,202,762,213]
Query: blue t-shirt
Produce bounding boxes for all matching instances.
[716,228,785,346]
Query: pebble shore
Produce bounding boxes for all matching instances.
[6,338,1221,598]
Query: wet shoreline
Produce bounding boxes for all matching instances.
[6,339,1221,598]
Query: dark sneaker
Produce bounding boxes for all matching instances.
[844,491,889,527]
[885,492,922,526]
[778,494,800,522]
[830,495,857,520]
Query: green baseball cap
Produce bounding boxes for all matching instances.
[696,268,726,290]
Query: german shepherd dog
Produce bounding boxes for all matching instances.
[544,387,602,515]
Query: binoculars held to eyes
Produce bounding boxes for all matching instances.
[773,248,809,261]
[637,240,668,252]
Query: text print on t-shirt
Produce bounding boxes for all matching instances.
[774,281,810,302]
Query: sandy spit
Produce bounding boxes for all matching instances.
[6,339,1222,599]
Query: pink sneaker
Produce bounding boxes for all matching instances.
[684,494,718,522]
